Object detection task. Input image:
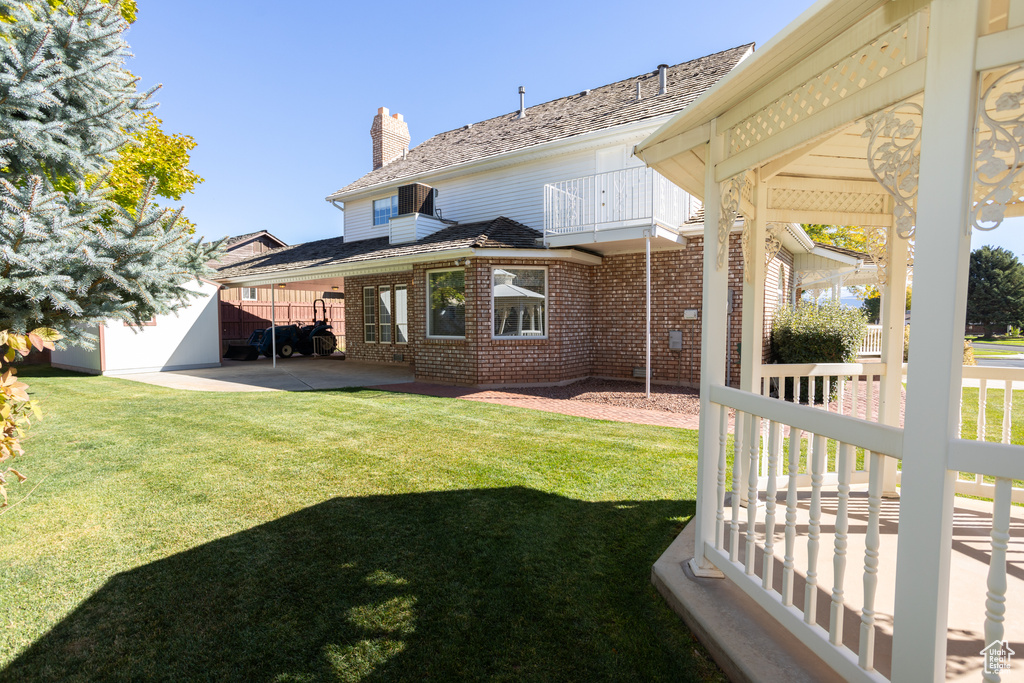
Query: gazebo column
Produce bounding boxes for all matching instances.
[690,119,729,577]
[739,170,767,397]
[878,234,909,497]
[737,170,767,497]
[891,0,980,679]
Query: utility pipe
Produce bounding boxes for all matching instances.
[271,284,277,369]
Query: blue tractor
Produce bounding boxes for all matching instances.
[224,299,339,360]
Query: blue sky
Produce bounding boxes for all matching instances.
[125,0,1024,259]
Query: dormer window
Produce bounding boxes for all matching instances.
[373,195,398,226]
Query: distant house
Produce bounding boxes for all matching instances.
[214,231,345,347]
[215,45,862,386]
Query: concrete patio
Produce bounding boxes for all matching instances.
[117,357,414,392]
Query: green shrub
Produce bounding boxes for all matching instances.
[770,303,868,403]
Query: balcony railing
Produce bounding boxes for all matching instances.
[543,167,691,238]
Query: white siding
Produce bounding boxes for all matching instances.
[100,280,221,374]
[51,326,103,374]
[342,138,654,243]
[53,280,222,375]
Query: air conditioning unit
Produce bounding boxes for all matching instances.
[398,183,435,217]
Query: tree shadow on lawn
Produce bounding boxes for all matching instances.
[2,488,715,682]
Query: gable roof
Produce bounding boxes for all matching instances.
[215,217,544,281]
[224,230,287,248]
[328,44,754,199]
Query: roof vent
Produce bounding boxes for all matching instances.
[579,89,590,96]
[658,64,668,95]
[636,80,643,102]
[518,85,526,119]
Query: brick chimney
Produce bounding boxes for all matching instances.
[370,107,410,170]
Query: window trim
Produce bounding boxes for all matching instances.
[363,286,377,343]
[425,267,466,340]
[379,285,392,344]
[372,194,399,226]
[240,286,258,301]
[491,266,548,340]
[395,284,409,345]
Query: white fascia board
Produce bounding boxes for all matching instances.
[473,248,603,265]
[809,245,862,266]
[215,247,602,288]
[783,222,815,252]
[326,117,673,203]
[216,248,476,287]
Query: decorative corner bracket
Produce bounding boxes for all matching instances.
[718,173,746,271]
[864,227,889,287]
[764,223,784,266]
[863,101,922,240]
[972,66,1024,232]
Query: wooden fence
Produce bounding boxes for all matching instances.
[220,301,345,342]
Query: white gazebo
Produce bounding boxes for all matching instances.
[635,0,1023,681]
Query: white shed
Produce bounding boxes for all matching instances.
[51,279,222,375]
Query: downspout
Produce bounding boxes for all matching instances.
[271,285,277,369]
[646,231,651,399]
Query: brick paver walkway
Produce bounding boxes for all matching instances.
[367,382,702,429]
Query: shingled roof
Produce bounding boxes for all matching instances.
[215,217,544,281]
[328,44,754,198]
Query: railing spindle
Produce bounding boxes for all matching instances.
[805,433,826,625]
[852,373,860,419]
[859,450,883,671]
[1002,379,1012,444]
[746,415,761,576]
[783,424,801,607]
[763,420,781,590]
[984,477,1012,683]
[730,411,744,563]
[716,404,728,550]
[830,442,853,645]
[978,378,988,484]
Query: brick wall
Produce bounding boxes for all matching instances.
[411,261,476,385]
[341,234,753,388]
[344,271,415,365]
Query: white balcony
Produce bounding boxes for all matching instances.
[543,167,694,250]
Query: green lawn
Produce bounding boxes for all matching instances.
[0,368,720,683]
[972,338,1024,347]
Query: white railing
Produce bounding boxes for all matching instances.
[706,362,1023,681]
[706,383,901,682]
[859,325,883,357]
[543,167,690,237]
[757,363,887,488]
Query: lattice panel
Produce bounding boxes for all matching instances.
[728,23,910,154]
[768,187,888,214]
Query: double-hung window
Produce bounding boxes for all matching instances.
[395,285,408,343]
[363,287,377,342]
[492,267,547,338]
[427,269,465,338]
[373,195,399,226]
[379,286,392,343]
[241,287,258,301]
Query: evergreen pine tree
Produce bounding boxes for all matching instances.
[967,245,1024,337]
[0,0,221,346]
